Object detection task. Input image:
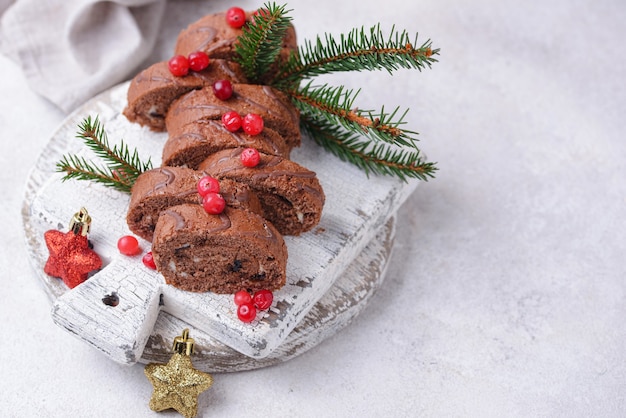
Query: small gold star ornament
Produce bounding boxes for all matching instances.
[145,329,214,418]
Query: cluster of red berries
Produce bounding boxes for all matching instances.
[168,51,210,77]
[197,175,226,215]
[211,79,265,138]
[116,235,157,270]
[234,289,274,322]
[221,111,264,136]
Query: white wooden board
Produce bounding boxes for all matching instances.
[22,82,419,365]
[141,217,395,372]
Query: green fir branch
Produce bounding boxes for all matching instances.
[234,2,293,83]
[270,24,438,88]
[56,116,152,193]
[233,3,439,181]
[301,113,436,181]
[288,82,421,149]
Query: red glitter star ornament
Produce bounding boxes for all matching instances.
[43,208,102,288]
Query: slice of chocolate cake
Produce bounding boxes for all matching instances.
[152,204,287,293]
[198,148,325,236]
[165,84,301,147]
[162,120,292,169]
[174,11,298,83]
[123,60,247,131]
[121,7,326,294]
[127,166,263,241]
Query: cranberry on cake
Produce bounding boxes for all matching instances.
[123,59,248,132]
[198,148,325,236]
[165,84,301,148]
[173,10,298,84]
[127,166,263,241]
[162,120,293,169]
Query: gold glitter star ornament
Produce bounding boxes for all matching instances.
[145,329,214,418]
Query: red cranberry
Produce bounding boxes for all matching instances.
[237,302,256,322]
[226,7,246,28]
[253,289,273,310]
[188,51,210,71]
[242,113,264,135]
[222,111,243,132]
[202,192,226,214]
[168,55,189,77]
[240,148,261,167]
[197,175,220,196]
[234,290,252,306]
[142,252,157,270]
[117,235,140,256]
[212,79,233,100]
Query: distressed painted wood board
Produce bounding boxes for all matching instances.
[140,217,395,372]
[22,82,420,365]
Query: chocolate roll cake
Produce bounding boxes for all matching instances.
[198,148,325,236]
[162,120,292,169]
[122,8,325,294]
[152,204,287,293]
[127,166,263,241]
[165,84,301,147]
[123,60,247,132]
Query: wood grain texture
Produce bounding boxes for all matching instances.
[22,82,419,366]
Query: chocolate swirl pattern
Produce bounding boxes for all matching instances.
[124,10,324,294]
[162,120,292,168]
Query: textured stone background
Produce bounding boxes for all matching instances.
[1,0,625,416]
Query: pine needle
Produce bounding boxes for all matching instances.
[288,82,421,149]
[301,113,437,181]
[234,2,293,83]
[56,116,152,193]
[271,24,439,88]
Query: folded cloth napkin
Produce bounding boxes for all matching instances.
[0,0,167,112]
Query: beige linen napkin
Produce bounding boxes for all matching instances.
[0,0,167,112]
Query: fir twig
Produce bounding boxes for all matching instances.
[56,116,152,193]
[234,2,293,83]
[287,82,421,149]
[301,113,436,181]
[224,3,439,180]
[270,24,439,88]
